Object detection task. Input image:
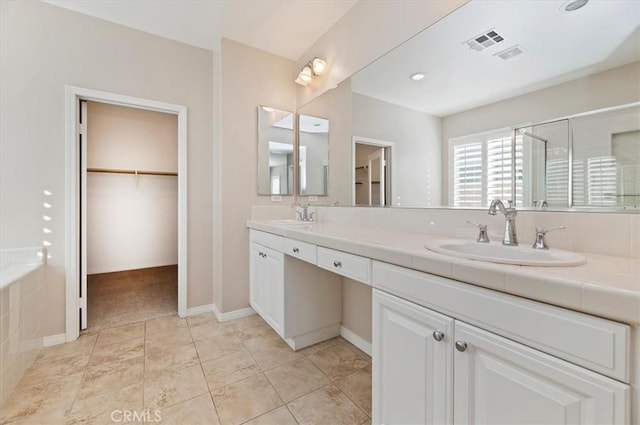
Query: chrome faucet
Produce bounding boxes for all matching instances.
[488,199,518,246]
[292,202,314,222]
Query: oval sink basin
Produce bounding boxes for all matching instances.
[425,239,586,267]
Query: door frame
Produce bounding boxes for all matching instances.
[352,136,395,205]
[65,85,188,342]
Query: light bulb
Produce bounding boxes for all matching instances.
[295,66,313,86]
[311,58,327,75]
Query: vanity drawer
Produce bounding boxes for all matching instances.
[250,230,284,252]
[317,247,371,285]
[284,238,317,264]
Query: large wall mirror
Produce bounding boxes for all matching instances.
[298,114,330,196]
[300,0,640,211]
[257,106,294,195]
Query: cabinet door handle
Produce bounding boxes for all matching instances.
[333,260,342,268]
[432,331,444,342]
[293,247,299,253]
[455,341,468,352]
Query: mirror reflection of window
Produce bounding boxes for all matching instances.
[572,105,640,208]
[449,128,521,208]
[298,114,329,196]
[257,106,294,195]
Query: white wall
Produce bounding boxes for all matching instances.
[218,38,296,313]
[352,93,442,207]
[86,102,178,274]
[0,1,213,335]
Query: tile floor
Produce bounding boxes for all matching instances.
[87,266,178,332]
[1,314,371,425]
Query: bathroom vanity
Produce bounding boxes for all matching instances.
[247,219,638,425]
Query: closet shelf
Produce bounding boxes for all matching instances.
[87,167,178,177]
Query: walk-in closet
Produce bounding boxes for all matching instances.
[84,100,178,331]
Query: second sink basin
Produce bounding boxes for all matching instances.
[425,239,586,267]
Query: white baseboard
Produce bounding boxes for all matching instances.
[185,304,215,317]
[212,304,256,322]
[340,326,372,357]
[43,333,66,347]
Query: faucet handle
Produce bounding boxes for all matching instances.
[532,226,566,249]
[466,220,490,243]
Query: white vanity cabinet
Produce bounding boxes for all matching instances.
[249,230,342,349]
[373,265,630,425]
[249,238,285,336]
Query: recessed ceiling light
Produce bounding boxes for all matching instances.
[410,73,425,81]
[560,0,589,12]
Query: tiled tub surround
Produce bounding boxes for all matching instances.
[248,206,639,422]
[0,247,45,406]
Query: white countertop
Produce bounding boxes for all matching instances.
[247,220,640,325]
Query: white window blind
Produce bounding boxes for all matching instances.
[452,142,483,207]
[450,129,523,207]
[587,156,617,205]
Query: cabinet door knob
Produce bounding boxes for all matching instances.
[333,260,342,268]
[293,247,299,253]
[432,331,444,342]
[455,341,468,352]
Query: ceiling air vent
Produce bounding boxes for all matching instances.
[494,45,525,60]
[464,29,504,52]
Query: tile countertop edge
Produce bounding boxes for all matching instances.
[246,221,640,325]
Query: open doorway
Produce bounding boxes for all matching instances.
[82,100,179,332]
[65,86,187,342]
[353,137,394,206]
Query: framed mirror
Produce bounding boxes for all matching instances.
[257,106,294,195]
[300,0,639,211]
[298,114,329,196]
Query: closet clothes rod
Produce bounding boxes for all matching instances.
[87,167,178,177]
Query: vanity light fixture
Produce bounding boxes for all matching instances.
[295,57,327,86]
[410,72,425,81]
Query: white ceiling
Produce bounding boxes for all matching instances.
[351,0,640,117]
[42,0,357,60]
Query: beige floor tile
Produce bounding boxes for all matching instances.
[36,332,97,360]
[307,342,371,380]
[78,356,144,400]
[144,342,199,377]
[233,316,281,349]
[298,337,342,356]
[265,357,330,402]
[189,319,236,341]
[17,350,90,389]
[89,336,144,365]
[342,341,372,361]
[211,373,283,425]
[246,337,303,371]
[94,322,145,347]
[67,383,143,425]
[0,372,83,423]
[144,364,209,410]
[202,349,260,389]
[157,393,220,425]
[194,333,245,362]
[335,365,372,417]
[244,406,297,425]
[287,385,368,425]
[145,315,187,336]
[145,327,193,352]
[186,312,218,327]
[3,406,68,425]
